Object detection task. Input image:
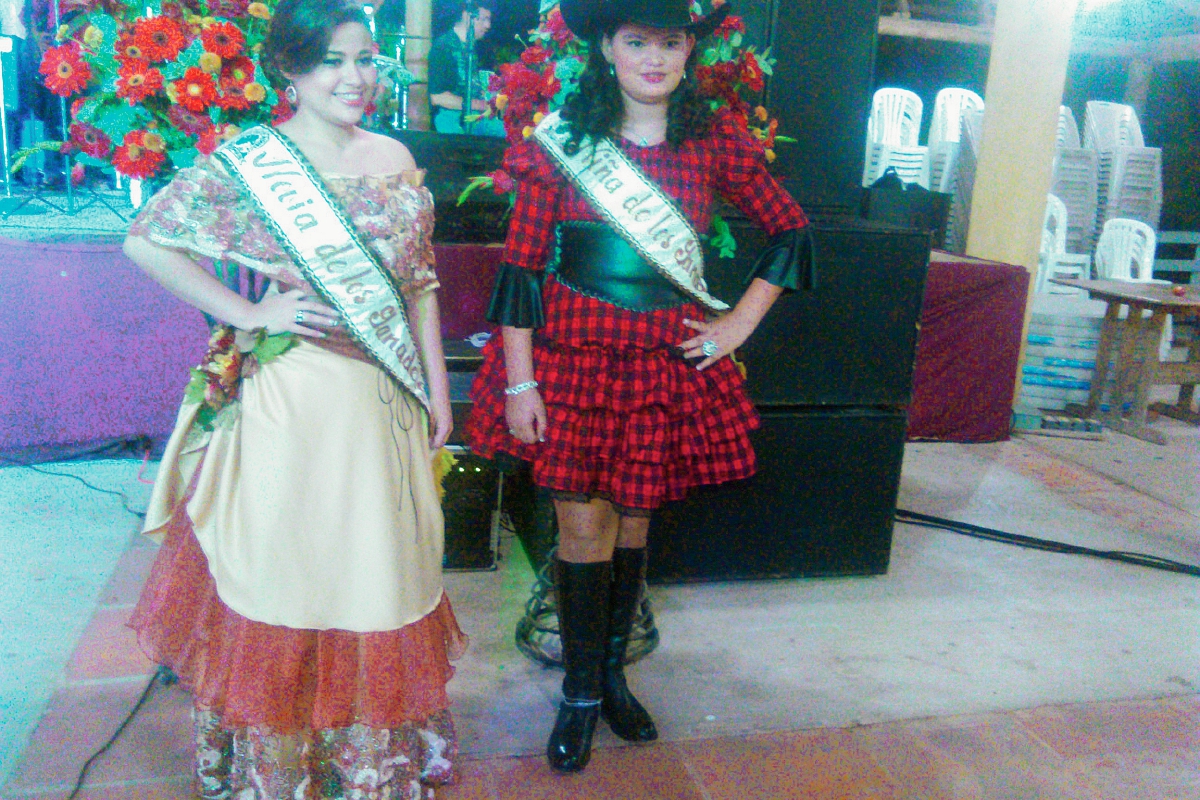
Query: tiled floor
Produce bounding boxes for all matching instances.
[2,419,1198,799]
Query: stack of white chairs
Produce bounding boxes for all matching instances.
[1036,194,1092,295]
[862,88,929,188]
[1095,218,1172,360]
[1082,101,1161,249]
[1051,106,1100,256]
[944,105,983,254]
[927,88,984,194]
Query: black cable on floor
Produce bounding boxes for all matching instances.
[65,667,177,800]
[896,508,1200,578]
[0,437,152,519]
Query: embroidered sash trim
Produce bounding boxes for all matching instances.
[532,111,730,313]
[212,126,430,413]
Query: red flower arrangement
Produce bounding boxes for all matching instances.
[29,0,280,181]
[39,42,91,97]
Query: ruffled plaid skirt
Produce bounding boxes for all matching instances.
[466,279,759,512]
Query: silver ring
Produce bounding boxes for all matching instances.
[294,310,305,324]
[701,340,718,357]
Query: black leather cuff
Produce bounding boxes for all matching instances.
[486,261,546,328]
[746,226,817,291]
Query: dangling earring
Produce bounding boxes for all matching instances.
[284,84,297,105]
[609,64,615,77]
[683,68,689,82]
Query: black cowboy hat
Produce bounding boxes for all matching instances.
[559,0,731,41]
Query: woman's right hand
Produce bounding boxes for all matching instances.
[505,389,547,444]
[242,289,340,337]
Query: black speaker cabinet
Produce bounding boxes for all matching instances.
[647,408,907,583]
[764,0,881,213]
[441,445,499,571]
[704,222,930,407]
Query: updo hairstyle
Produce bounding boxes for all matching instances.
[260,0,372,90]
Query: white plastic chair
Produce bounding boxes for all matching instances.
[1056,106,1081,148]
[1083,101,1144,151]
[1095,218,1157,281]
[1036,194,1091,295]
[1095,218,1173,360]
[866,88,923,146]
[927,89,984,194]
[862,88,929,188]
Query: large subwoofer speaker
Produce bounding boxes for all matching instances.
[647,408,907,583]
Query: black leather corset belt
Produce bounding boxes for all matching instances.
[550,221,690,312]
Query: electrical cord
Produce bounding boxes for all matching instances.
[65,667,177,800]
[896,508,1200,578]
[0,436,152,519]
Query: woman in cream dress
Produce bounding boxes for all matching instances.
[122,0,466,796]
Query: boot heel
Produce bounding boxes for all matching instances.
[547,699,601,772]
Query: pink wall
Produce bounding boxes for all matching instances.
[0,237,500,451]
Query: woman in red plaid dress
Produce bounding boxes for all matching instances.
[466,0,811,772]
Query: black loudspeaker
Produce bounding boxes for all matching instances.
[0,35,17,112]
[441,446,499,570]
[647,408,907,583]
[704,221,931,407]
[764,0,880,214]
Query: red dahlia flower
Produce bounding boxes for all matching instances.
[520,44,551,65]
[69,122,112,159]
[219,56,255,90]
[201,22,245,59]
[544,7,573,47]
[168,104,211,136]
[714,14,746,39]
[270,97,295,124]
[489,169,513,194]
[112,130,167,178]
[116,58,164,104]
[132,16,187,63]
[173,67,219,112]
[738,52,765,92]
[39,42,91,97]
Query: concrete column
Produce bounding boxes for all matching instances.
[966,0,1078,269]
[405,0,432,131]
[1123,56,1153,117]
[965,0,1078,407]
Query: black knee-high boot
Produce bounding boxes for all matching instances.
[547,559,611,773]
[601,547,658,742]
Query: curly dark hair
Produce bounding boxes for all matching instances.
[260,0,371,91]
[559,30,713,155]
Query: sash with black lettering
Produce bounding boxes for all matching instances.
[212,126,429,413]
[532,111,729,313]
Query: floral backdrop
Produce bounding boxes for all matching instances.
[30,0,781,191]
[31,0,285,179]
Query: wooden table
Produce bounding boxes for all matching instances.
[1052,278,1200,444]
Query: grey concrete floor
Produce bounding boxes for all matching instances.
[1,418,1197,785]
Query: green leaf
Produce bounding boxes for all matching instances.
[707,214,738,259]
[252,332,298,363]
[457,175,494,206]
[183,367,209,405]
[729,31,742,49]
[162,38,205,81]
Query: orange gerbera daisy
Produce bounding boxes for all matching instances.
[172,67,219,112]
[112,130,167,178]
[201,22,245,59]
[115,58,164,105]
[39,42,91,97]
[132,16,187,62]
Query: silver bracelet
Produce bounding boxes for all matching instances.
[504,380,539,396]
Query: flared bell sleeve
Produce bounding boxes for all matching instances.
[486,261,546,328]
[745,225,818,291]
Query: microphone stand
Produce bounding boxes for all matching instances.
[460,1,478,134]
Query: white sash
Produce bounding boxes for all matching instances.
[213,126,430,413]
[532,111,729,313]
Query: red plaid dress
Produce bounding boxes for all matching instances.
[466,109,809,513]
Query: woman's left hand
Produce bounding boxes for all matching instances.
[429,395,454,451]
[680,312,757,371]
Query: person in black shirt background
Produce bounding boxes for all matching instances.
[427,0,505,135]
